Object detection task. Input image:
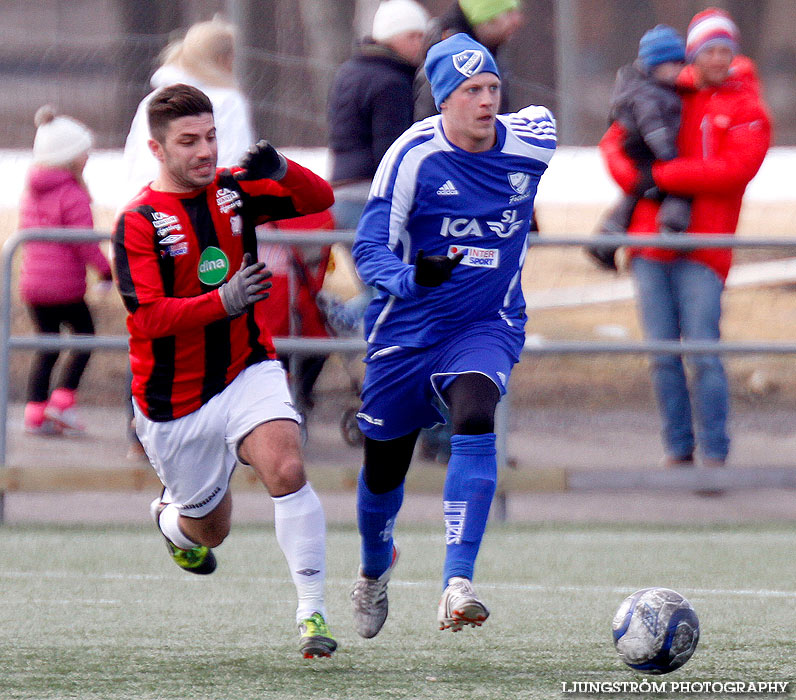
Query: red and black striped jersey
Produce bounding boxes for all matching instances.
[113,160,334,421]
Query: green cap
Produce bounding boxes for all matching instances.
[459,0,520,26]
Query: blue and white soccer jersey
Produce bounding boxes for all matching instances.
[352,107,556,439]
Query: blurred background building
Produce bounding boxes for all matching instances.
[0,0,793,150]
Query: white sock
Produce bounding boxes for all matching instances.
[273,482,327,623]
[159,503,198,550]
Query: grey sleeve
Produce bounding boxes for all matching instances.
[631,97,679,162]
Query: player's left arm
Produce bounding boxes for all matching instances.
[230,141,335,223]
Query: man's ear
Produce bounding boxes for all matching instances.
[148,138,164,163]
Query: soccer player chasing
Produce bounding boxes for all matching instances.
[113,84,336,659]
[349,34,555,637]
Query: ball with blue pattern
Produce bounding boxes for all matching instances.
[612,587,700,674]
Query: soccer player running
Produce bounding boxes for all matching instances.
[113,84,337,659]
[349,34,555,637]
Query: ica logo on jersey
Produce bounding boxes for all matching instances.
[440,209,523,239]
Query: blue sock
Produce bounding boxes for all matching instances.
[357,468,404,578]
[442,433,497,587]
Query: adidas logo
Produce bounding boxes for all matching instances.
[437,180,459,196]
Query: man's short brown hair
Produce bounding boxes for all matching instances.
[147,83,214,143]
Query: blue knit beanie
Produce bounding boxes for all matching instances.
[424,33,500,109]
[638,25,686,71]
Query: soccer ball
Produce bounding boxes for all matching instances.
[611,587,700,674]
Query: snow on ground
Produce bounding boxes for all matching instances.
[0,146,794,212]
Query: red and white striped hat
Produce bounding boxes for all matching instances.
[686,7,740,61]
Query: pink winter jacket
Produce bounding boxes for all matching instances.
[18,166,111,306]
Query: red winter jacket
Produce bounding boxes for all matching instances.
[599,56,771,280]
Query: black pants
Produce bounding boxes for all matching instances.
[26,301,95,403]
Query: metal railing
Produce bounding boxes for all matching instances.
[4,227,796,511]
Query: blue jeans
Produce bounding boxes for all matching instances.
[632,257,730,461]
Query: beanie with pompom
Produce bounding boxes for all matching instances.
[32,106,93,167]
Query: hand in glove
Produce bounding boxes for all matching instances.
[234,140,288,182]
[585,242,618,271]
[218,253,273,317]
[414,249,464,288]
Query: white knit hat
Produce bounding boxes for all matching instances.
[372,0,430,42]
[32,106,93,167]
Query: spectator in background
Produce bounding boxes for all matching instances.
[327,0,430,230]
[414,0,523,121]
[600,7,771,469]
[122,16,253,202]
[588,24,690,271]
[20,106,112,436]
[257,211,335,424]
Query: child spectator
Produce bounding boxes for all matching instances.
[589,25,690,270]
[20,106,111,435]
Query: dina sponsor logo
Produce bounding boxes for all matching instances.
[197,246,230,286]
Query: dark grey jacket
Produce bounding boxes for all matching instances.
[609,60,682,164]
[327,42,417,184]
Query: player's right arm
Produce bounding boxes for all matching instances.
[113,210,229,339]
[352,123,439,300]
[352,197,433,300]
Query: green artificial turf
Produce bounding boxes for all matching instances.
[0,523,793,699]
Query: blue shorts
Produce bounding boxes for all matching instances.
[356,320,524,440]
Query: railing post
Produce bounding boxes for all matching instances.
[0,232,21,523]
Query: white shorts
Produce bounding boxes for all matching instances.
[133,360,300,518]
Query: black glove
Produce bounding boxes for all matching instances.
[634,163,659,199]
[585,242,618,271]
[414,249,464,288]
[218,253,273,317]
[234,140,288,182]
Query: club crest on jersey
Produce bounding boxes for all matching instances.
[508,172,532,203]
[216,187,242,214]
[447,245,499,269]
[151,211,181,236]
[453,49,485,77]
[197,246,230,286]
